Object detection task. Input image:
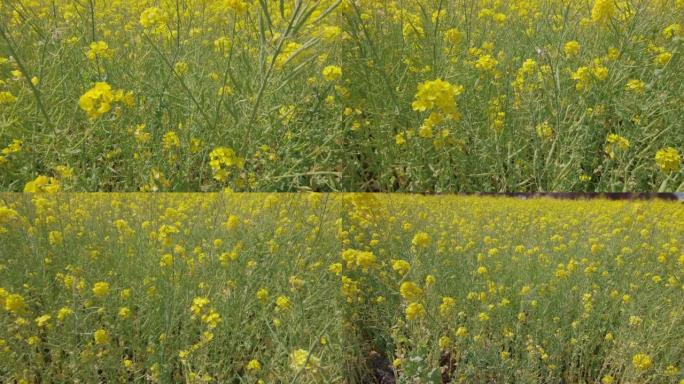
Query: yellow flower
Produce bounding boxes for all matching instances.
[162,131,180,151]
[625,79,646,93]
[564,41,581,57]
[355,251,376,270]
[79,82,114,119]
[412,79,464,115]
[412,232,431,247]
[475,54,498,72]
[632,353,653,371]
[322,65,342,81]
[24,175,60,193]
[275,295,291,311]
[392,260,411,276]
[591,0,615,25]
[601,375,614,384]
[48,231,63,246]
[455,326,468,337]
[0,91,17,104]
[425,275,436,286]
[605,134,630,159]
[57,307,73,321]
[256,288,269,302]
[654,51,673,67]
[399,281,423,302]
[289,349,320,372]
[174,61,188,76]
[444,28,462,45]
[86,41,111,61]
[209,147,243,182]
[191,296,210,316]
[663,23,682,39]
[92,282,110,298]
[140,7,166,29]
[417,124,433,138]
[440,296,456,316]
[118,307,131,319]
[438,335,452,350]
[405,302,426,320]
[35,314,51,327]
[94,329,109,345]
[159,253,173,268]
[395,132,406,145]
[535,121,553,140]
[655,147,681,173]
[328,262,343,275]
[246,359,261,372]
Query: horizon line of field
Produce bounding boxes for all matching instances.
[1,192,683,201]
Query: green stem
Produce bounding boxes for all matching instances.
[0,24,54,132]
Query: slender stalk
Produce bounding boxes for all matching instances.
[143,32,213,129]
[245,0,303,133]
[88,0,96,42]
[0,24,54,131]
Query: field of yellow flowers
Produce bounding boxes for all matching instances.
[0,0,682,192]
[1,193,683,383]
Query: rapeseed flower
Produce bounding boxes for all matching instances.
[412,79,464,115]
[405,302,426,320]
[92,282,110,298]
[246,359,261,372]
[632,353,653,371]
[655,147,681,173]
[209,147,243,182]
[289,349,320,372]
[411,232,431,247]
[94,329,109,345]
[591,0,615,25]
[322,65,342,81]
[399,281,423,302]
[564,41,581,57]
[24,175,60,193]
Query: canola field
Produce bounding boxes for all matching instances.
[1,194,683,383]
[0,0,683,192]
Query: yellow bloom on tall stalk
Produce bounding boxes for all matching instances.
[392,260,411,276]
[405,302,426,320]
[4,293,27,314]
[411,232,432,247]
[79,82,133,119]
[140,7,167,29]
[0,91,18,104]
[209,147,243,182]
[92,282,110,298]
[591,0,615,25]
[625,79,646,93]
[322,65,342,81]
[655,147,681,173]
[275,295,291,311]
[412,79,464,115]
[35,314,51,328]
[94,329,109,345]
[355,251,376,271]
[399,281,423,302]
[86,41,111,61]
[632,353,653,371]
[289,349,320,372]
[439,296,456,316]
[564,41,581,57]
[23,175,60,193]
[605,134,630,159]
[245,359,261,372]
[535,121,553,140]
